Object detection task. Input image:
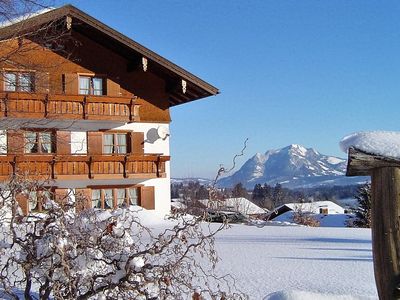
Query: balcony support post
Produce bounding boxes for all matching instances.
[88,156,93,179]
[83,96,88,119]
[156,155,161,177]
[50,157,55,180]
[123,155,128,178]
[3,93,8,117]
[44,94,49,117]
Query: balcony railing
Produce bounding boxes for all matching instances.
[0,154,169,180]
[0,92,140,122]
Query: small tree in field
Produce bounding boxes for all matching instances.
[292,203,320,227]
[352,183,371,228]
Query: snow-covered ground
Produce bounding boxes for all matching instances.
[137,211,376,300]
[213,224,376,299]
[0,209,377,300]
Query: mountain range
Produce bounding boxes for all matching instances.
[216,144,368,189]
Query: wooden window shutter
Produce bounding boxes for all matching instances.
[16,193,29,215]
[0,72,3,92]
[87,132,103,154]
[35,72,50,93]
[56,131,71,154]
[63,73,78,94]
[106,79,120,96]
[140,186,155,210]
[55,188,69,206]
[130,132,144,154]
[75,188,91,212]
[7,130,24,154]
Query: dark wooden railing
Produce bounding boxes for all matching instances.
[0,154,169,180]
[0,92,141,122]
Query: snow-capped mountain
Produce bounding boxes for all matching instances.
[217,144,366,189]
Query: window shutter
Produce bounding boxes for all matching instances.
[0,72,3,92]
[87,132,103,154]
[35,72,50,93]
[56,131,71,154]
[130,132,144,154]
[63,73,78,94]
[7,130,24,154]
[75,188,91,212]
[16,193,29,215]
[107,78,120,96]
[55,188,69,206]
[140,186,155,210]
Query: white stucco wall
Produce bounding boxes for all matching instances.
[71,131,87,154]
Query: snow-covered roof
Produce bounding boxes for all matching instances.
[276,201,345,214]
[199,198,267,216]
[340,131,400,159]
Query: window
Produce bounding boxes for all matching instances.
[92,189,101,209]
[28,190,51,212]
[25,131,54,153]
[128,188,139,206]
[91,187,140,209]
[104,133,127,154]
[79,76,103,95]
[104,189,113,209]
[319,207,329,215]
[4,71,34,92]
[116,189,126,208]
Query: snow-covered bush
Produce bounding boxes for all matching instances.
[0,177,245,299]
[292,204,320,227]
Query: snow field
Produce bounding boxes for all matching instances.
[211,224,377,299]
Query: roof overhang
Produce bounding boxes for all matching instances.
[0,5,219,106]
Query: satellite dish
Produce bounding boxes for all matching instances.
[157,126,170,140]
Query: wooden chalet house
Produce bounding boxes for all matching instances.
[0,5,218,215]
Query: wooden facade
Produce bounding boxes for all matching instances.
[0,5,218,214]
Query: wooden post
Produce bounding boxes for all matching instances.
[346,148,400,299]
[371,167,400,300]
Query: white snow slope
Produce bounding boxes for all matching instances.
[213,224,376,300]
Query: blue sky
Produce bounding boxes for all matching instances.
[57,0,400,178]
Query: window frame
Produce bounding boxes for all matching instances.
[103,132,128,154]
[3,71,35,92]
[24,130,55,154]
[78,75,104,96]
[28,189,52,213]
[90,186,141,209]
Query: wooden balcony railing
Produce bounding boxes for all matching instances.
[0,92,140,122]
[0,154,169,180]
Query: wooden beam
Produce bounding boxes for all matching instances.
[371,167,400,300]
[347,147,400,176]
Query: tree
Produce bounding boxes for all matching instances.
[291,203,320,227]
[231,183,248,199]
[0,177,245,299]
[272,183,285,207]
[352,183,371,228]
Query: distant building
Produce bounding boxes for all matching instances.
[268,201,345,220]
[199,197,268,217]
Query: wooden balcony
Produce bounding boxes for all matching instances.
[0,154,169,180]
[0,92,140,122]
